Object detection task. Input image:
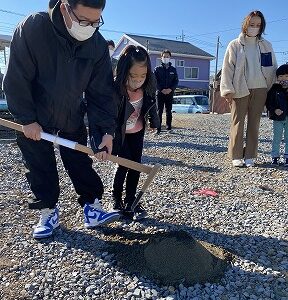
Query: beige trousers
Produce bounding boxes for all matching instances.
[228,88,267,160]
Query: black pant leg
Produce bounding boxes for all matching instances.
[112,165,128,200]
[157,93,165,131]
[58,124,104,207]
[112,130,144,207]
[164,94,173,130]
[124,130,144,206]
[16,133,60,209]
[112,132,131,200]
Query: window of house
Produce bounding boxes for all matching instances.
[124,38,128,44]
[177,60,185,67]
[184,67,199,79]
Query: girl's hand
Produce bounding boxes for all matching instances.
[95,134,113,160]
[224,93,234,104]
[275,109,283,116]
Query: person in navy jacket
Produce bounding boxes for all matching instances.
[154,50,178,134]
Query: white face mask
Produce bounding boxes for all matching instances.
[127,78,145,90]
[162,57,170,64]
[63,6,96,41]
[109,49,114,57]
[279,80,288,89]
[247,27,259,37]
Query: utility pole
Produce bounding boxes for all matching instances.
[146,40,149,53]
[181,30,185,42]
[214,36,220,80]
[176,30,185,42]
[212,36,220,114]
[3,47,7,65]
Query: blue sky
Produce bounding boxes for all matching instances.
[0,0,287,76]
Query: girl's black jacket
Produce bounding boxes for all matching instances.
[112,92,160,155]
[266,83,288,121]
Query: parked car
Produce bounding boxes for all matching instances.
[0,98,16,140]
[172,95,209,114]
[0,98,8,111]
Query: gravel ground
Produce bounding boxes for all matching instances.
[0,113,287,300]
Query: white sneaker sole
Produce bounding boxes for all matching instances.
[33,223,59,239]
[232,159,243,167]
[84,213,120,228]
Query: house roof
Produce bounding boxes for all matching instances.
[126,34,214,59]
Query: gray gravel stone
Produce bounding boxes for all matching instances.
[0,114,287,299]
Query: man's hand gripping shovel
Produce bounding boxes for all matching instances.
[0,118,161,212]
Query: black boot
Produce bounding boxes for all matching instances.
[123,198,147,221]
[122,197,135,220]
[134,204,148,220]
[112,195,124,211]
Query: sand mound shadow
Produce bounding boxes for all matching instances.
[105,229,232,286]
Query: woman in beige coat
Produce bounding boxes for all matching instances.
[220,11,277,167]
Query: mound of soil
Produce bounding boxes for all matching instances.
[105,229,232,286]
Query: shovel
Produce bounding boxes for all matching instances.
[0,118,161,210]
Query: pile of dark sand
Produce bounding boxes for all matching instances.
[104,229,232,286]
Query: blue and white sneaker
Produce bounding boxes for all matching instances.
[33,207,59,239]
[83,201,120,228]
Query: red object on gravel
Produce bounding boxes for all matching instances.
[193,188,218,197]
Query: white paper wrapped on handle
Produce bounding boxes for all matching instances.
[40,132,77,150]
[0,117,154,174]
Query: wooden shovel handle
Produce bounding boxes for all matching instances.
[0,118,152,174]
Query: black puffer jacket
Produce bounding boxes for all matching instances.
[154,62,179,93]
[266,83,288,121]
[3,1,116,148]
[112,92,160,155]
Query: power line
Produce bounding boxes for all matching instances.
[0,21,17,26]
[268,18,288,24]
[185,18,288,39]
[0,7,288,49]
[99,28,178,39]
[0,8,26,17]
[271,39,288,43]
[187,27,240,38]
[185,37,216,48]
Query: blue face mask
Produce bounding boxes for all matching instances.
[279,80,288,89]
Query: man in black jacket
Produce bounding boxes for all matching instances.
[3,0,120,239]
[154,50,179,134]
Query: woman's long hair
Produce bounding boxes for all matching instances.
[114,45,156,97]
[242,10,266,38]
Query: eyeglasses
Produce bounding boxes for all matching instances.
[66,4,104,28]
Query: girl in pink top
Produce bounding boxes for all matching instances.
[112,45,160,220]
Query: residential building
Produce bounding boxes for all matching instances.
[113,34,214,95]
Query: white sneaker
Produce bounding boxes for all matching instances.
[245,158,254,167]
[83,199,120,228]
[232,159,243,167]
[33,207,59,239]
